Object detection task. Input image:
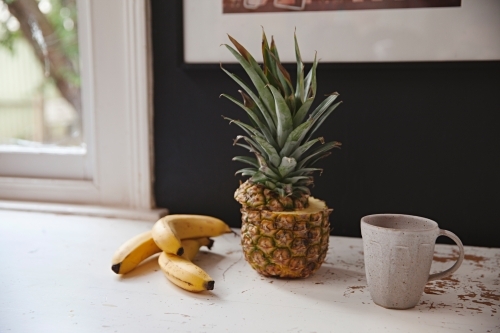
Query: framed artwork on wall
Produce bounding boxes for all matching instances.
[183,0,500,63]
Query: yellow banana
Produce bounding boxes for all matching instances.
[158,251,215,292]
[111,230,161,274]
[152,214,231,256]
[111,229,213,275]
[181,237,214,261]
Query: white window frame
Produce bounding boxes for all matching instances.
[0,0,165,220]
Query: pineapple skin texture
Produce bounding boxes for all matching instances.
[235,180,309,211]
[240,201,332,279]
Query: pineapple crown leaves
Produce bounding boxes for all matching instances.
[221,30,342,198]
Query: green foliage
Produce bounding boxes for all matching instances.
[0,26,20,52]
[0,0,80,86]
[222,30,342,197]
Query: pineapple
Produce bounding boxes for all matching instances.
[221,30,342,278]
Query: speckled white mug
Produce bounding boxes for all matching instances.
[361,214,464,310]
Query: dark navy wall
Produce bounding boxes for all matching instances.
[151,1,500,247]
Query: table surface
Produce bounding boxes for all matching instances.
[0,209,499,333]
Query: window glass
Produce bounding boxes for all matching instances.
[0,0,81,147]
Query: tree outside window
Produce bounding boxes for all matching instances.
[0,0,81,146]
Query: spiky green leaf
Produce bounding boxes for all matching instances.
[238,90,260,129]
[239,90,256,109]
[252,135,281,167]
[223,116,264,140]
[304,52,318,99]
[294,186,311,195]
[269,37,281,64]
[234,143,253,152]
[262,32,279,80]
[264,180,277,189]
[294,32,305,103]
[296,177,314,186]
[306,152,332,167]
[264,69,285,95]
[251,171,267,183]
[223,44,277,124]
[269,52,293,98]
[253,149,267,166]
[260,165,280,180]
[297,141,340,169]
[282,176,310,184]
[278,156,297,177]
[220,65,276,133]
[279,141,295,159]
[233,135,266,158]
[310,92,339,120]
[306,101,342,142]
[252,149,282,179]
[275,187,285,197]
[268,85,293,148]
[279,118,313,157]
[292,97,314,128]
[232,156,259,168]
[220,94,277,147]
[286,168,322,178]
[290,137,324,161]
[228,34,268,84]
[286,95,296,116]
[235,168,257,176]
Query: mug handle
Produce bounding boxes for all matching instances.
[428,229,465,282]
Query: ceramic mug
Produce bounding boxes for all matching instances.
[361,214,464,309]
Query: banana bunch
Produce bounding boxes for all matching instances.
[111,215,232,292]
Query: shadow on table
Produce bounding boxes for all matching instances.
[315,265,366,282]
[194,250,228,273]
[256,264,369,305]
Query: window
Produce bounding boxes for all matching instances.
[0,0,159,217]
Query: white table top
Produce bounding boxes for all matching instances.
[0,209,499,333]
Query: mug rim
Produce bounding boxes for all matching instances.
[361,213,439,232]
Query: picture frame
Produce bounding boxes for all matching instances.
[183,0,500,63]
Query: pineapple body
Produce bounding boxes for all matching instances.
[240,196,331,278]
